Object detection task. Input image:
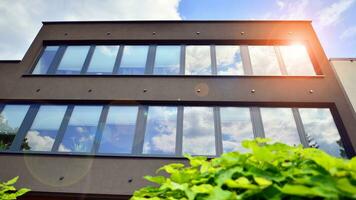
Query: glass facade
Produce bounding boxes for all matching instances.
[32,44,316,76]
[87,45,119,74]
[154,46,180,75]
[0,104,346,157]
[56,46,90,74]
[59,106,102,153]
[0,105,30,150]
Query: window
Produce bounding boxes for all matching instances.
[32,46,59,74]
[118,46,148,75]
[0,105,30,150]
[249,46,281,75]
[59,106,102,153]
[32,44,317,76]
[143,106,177,155]
[220,107,254,152]
[216,46,244,75]
[87,45,119,74]
[153,46,180,75]
[0,103,345,157]
[98,106,138,154]
[183,107,215,155]
[299,108,345,157]
[279,45,315,75]
[261,108,301,146]
[185,46,212,75]
[56,46,90,74]
[22,105,67,151]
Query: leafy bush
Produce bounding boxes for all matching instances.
[132,138,356,199]
[0,176,30,200]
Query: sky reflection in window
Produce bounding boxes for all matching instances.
[154,46,180,75]
[249,46,281,75]
[216,45,244,75]
[185,46,212,75]
[183,107,215,155]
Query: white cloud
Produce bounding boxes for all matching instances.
[317,0,355,28]
[275,0,311,19]
[340,26,356,39]
[0,0,181,60]
[276,0,286,9]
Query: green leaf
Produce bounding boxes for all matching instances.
[4,177,18,186]
[254,177,272,187]
[144,176,166,185]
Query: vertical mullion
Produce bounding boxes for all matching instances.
[240,45,253,75]
[275,46,288,75]
[81,45,95,74]
[48,46,66,74]
[176,106,183,156]
[292,108,309,147]
[145,45,156,75]
[214,107,223,156]
[180,45,186,75]
[132,106,148,155]
[10,104,40,151]
[91,105,109,154]
[250,107,265,138]
[52,105,74,152]
[211,45,217,75]
[113,45,124,74]
[0,104,4,114]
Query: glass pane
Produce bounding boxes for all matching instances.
[249,46,281,75]
[59,106,102,153]
[22,105,67,151]
[299,108,345,157]
[87,45,119,74]
[220,107,254,152]
[216,46,244,75]
[154,46,180,75]
[32,46,59,74]
[56,46,90,74]
[98,106,138,154]
[183,107,215,155]
[0,105,29,150]
[185,46,212,75]
[279,45,315,75]
[143,106,177,155]
[119,46,148,75]
[261,108,301,146]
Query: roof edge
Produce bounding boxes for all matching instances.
[329,58,356,61]
[42,20,312,25]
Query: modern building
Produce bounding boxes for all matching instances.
[0,20,355,199]
[330,58,356,114]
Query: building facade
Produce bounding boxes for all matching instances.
[0,21,355,199]
[331,58,356,114]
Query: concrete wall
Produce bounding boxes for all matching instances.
[331,59,356,114]
[0,21,355,198]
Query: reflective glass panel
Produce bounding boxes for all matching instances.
[183,107,215,155]
[279,45,315,75]
[216,46,244,75]
[56,46,90,74]
[98,106,138,154]
[59,106,102,153]
[185,46,212,75]
[249,46,281,75]
[220,107,254,152]
[143,106,177,155]
[32,46,59,74]
[119,46,148,75]
[261,108,301,146]
[87,45,119,74]
[153,46,180,75]
[0,105,29,150]
[22,106,67,151]
[299,108,345,157]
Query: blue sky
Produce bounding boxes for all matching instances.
[0,0,355,60]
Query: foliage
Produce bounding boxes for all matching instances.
[131,138,356,200]
[0,176,30,200]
